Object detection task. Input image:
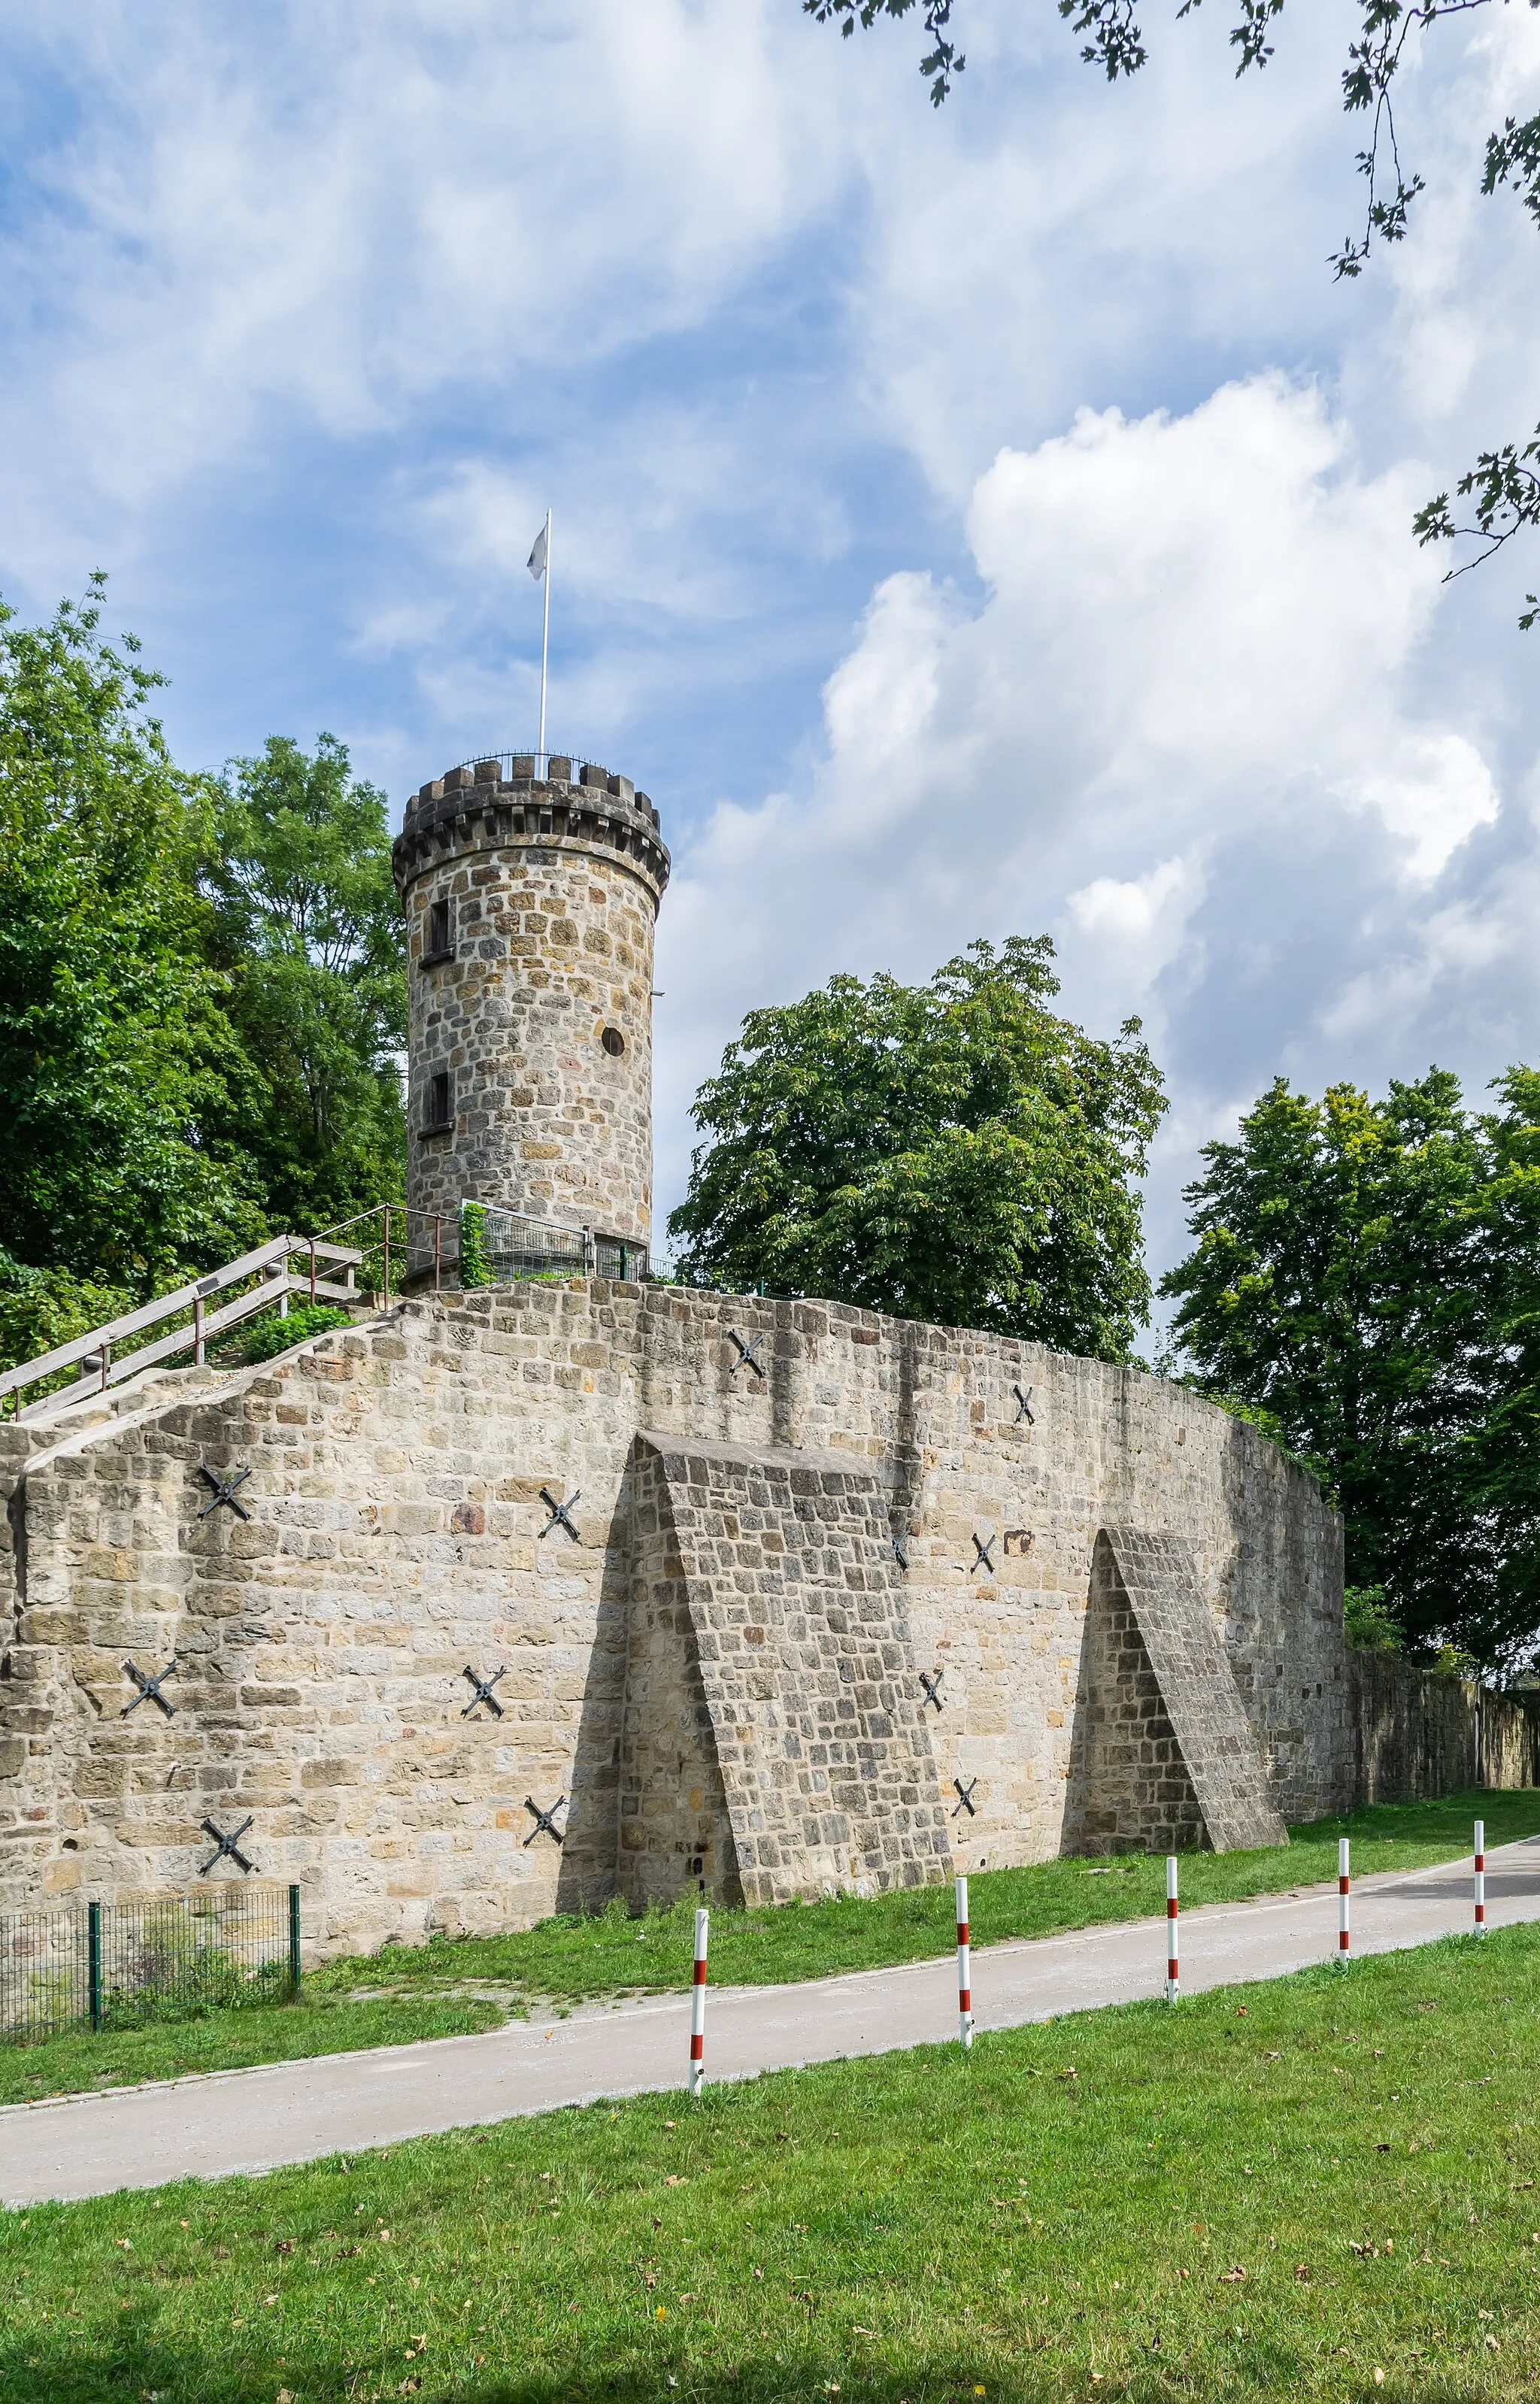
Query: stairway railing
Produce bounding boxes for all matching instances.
[0,1196,649,1423]
[0,1233,366,1423]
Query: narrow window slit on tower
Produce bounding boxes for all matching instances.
[425,896,453,960]
[422,1070,452,1135]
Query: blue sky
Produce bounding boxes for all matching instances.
[2,0,1538,1303]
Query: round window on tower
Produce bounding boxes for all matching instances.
[601,1025,626,1057]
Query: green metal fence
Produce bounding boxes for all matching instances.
[1,1884,302,2043]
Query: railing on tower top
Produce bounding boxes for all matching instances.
[444,747,611,784]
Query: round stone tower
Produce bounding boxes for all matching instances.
[392,751,670,1272]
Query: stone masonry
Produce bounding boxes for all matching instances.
[0,1279,1347,1955]
[1064,1529,1288,1856]
[396,756,668,1254]
[625,1435,951,1907]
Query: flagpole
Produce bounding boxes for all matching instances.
[537,508,551,776]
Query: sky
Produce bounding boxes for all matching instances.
[2,0,1538,1314]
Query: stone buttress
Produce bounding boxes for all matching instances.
[1063,1528,1289,1855]
[623,1435,950,1907]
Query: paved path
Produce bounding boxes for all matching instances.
[5,1839,1537,2208]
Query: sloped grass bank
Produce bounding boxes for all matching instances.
[312,1787,1540,2008]
[5,1920,1539,2402]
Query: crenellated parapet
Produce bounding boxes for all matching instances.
[392,755,670,907]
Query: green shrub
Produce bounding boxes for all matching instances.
[232,1302,353,1364]
[1344,1582,1403,1651]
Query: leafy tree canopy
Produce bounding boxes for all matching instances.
[0,576,262,1302]
[1160,1066,1540,1674]
[0,585,408,1376]
[207,733,406,1231]
[668,935,1166,1360]
[804,0,1540,623]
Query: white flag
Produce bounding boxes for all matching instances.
[527,520,548,581]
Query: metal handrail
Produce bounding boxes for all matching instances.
[0,1234,366,1422]
[0,1196,650,1423]
[450,746,603,780]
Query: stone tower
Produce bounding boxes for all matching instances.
[392,752,670,1268]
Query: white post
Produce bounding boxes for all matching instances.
[1166,1857,1179,2003]
[688,1906,708,2095]
[537,507,552,777]
[955,1873,973,2049]
[1338,1836,1351,1960]
[1475,1819,1486,1934]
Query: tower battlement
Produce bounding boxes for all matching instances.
[394,754,668,897]
[393,749,669,1257]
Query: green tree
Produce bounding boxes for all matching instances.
[1160,1068,1540,1672]
[208,734,406,1232]
[668,935,1166,1359]
[1464,1066,1540,1652]
[804,0,1540,623]
[0,578,262,1333]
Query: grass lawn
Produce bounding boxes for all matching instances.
[2,1788,1532,2108]
[305,1785,1537,2008]
[4,1917,1539,2402]
[0,1997,505,2112]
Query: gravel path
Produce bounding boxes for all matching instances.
[5,1836,1535,2207]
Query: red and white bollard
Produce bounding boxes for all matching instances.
[1475,1819,1487,1934]
[687,1907,709,2096]
[1165,1857,1179,2004]
[1338,1837,1351,1960]
[956,1874,973,2049]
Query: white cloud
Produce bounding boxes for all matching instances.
[1066,856,1205,997]
[0,0,857,573]
[1354,733,1499,883]
[2,0,1538,1311]
[654,373,1532,1266]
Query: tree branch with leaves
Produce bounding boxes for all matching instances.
[803,0,1540,623]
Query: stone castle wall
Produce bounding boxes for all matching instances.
[396,759,668,1251]
[1353,1652,1540,1802]
[0,1276,1348,1955]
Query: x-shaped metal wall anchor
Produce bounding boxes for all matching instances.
[1014,1384,1035,1425]
[952,1776,979,1818]
[523,1794,567,1846]
[971,1531,997,1574]
[198,1464,251,1520]
[892,1532,909,1570]
[200,1815,257,1875]
[121,1657,177,1719]
[538,1487,582,1542]
[462,1663,506,1717]
[920,1668,945,1713]
[726,1330,766,1379]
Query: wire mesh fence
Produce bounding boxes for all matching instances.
[1,1884,301,2044]
[479,1204,647,1285]
[456,1202,651,1290]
